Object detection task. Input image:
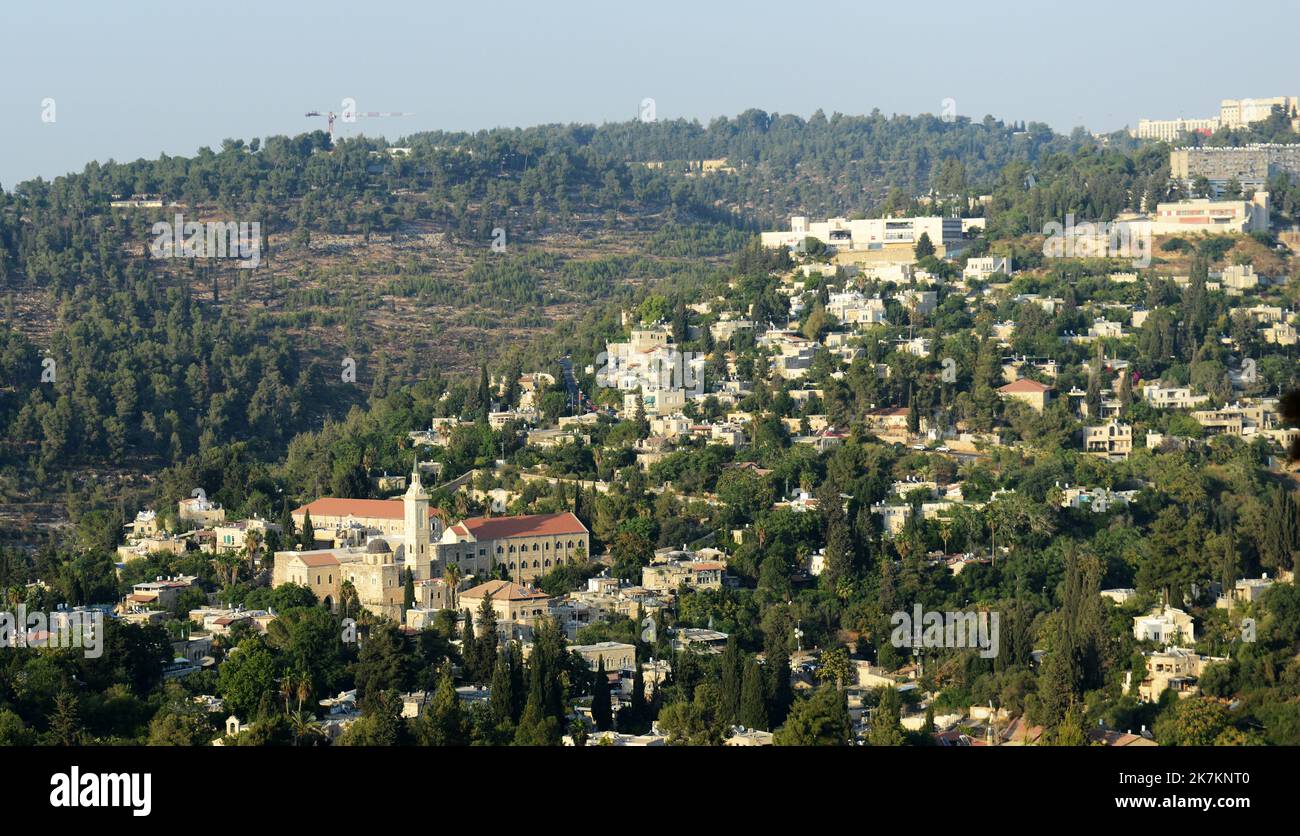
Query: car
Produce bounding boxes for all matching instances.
[936,446,951,452]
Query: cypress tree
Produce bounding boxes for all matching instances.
[766,645,793,727]
[300,509,315,549]
[719,636,742,725]
[625,654,646,732]
[739,656,768,731]
[513,658,559,745]
[489,649,514,727]
[459,609,477,679]
[591,658,612,731]
[473,595,499,686]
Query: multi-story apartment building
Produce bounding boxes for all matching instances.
[1137,647,1227,703]
[1170,144,1300,194]
[1133,117,1220,142]
[1219,96,1299,129]
[761,215,967,256]
[1084,419,1133,460]
[641,560,725,592]
[1141,383,1209,410]
[825,291,888,325]
[962,255,1012,281]
[1146,193,1270,235]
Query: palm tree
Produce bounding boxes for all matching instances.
[296,670,312,714]
[215,551,242,589]
[289,710,324,746]
[279,676,295,716]
[443,563,462,611]
[243,528,263,576]
[340,580,359,619]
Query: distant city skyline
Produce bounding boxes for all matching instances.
[2,0,1297,187]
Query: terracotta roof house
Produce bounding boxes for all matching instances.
[459,580,553,631]
[998,378,1054,412]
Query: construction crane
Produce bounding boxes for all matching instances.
[305,108,413,142]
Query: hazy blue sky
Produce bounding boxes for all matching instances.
[2,0,1296,187]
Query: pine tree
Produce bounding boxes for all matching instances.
[824,519,854,589]
[49,691,83,746]
[418,669,468,746]
[868,687,906,746]
[738,657,768,731]
[591,658,612,731]
[914,232,935,260]
[403,569,415,614]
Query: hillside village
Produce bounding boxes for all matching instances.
[31,141,1290,747]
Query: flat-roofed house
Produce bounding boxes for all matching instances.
[1084,419,1133,460]
[570,641,638,673]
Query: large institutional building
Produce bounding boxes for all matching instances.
[760,215,967,258]
[273,465,590,618]
[1170,144,1300,194]
[1133,96,1299,142]
[436,512,590,586]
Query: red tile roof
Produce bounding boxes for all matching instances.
[461,579,551,602]
[293,498,445,520]
[998,378,1053,394]
[459,512,587,541]
[293,552,341,568]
